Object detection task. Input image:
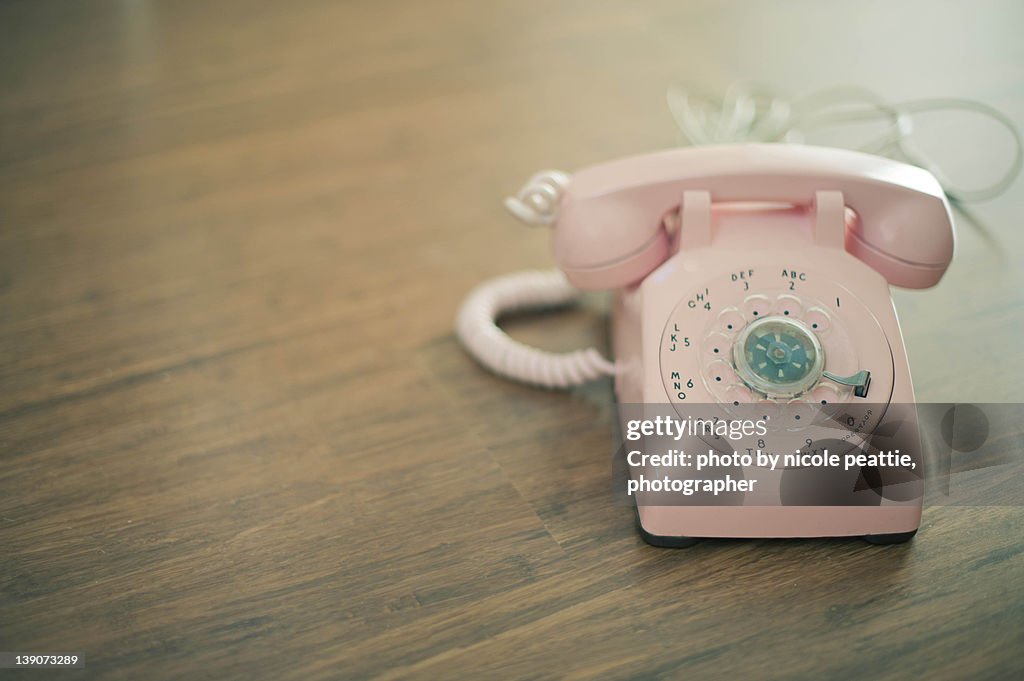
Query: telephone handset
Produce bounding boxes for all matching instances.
[458,143,954,546]
[551,144,952,290]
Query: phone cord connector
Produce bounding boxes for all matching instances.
[502,170,570,226]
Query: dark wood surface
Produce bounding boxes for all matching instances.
[1,1,1022,679]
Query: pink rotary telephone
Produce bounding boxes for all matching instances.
[458,143,954,546]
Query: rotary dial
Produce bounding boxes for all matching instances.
[733,316,824,398]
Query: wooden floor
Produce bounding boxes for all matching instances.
[1,1,1022,679]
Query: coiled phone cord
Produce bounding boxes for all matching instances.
[456,86,1022,389]
[455,267,616,388]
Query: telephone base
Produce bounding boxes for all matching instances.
[633,505,920,547]
[635,513,700,548]
[863,529,918,545]
[635,514,918,548]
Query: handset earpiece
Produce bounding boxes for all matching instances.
[552,187,675,290]
[504,168,674,290]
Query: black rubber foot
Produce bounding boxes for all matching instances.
[635,514,700,548]
[863,529,918,545]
